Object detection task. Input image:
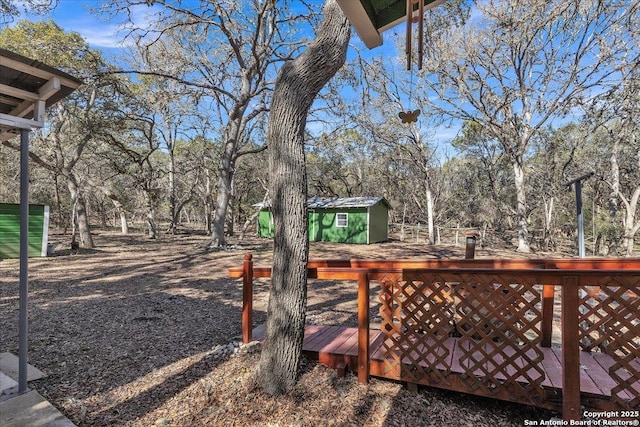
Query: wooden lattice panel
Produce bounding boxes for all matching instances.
[377,272,456,385]
[578,276,640,408]
[376,271,546,405]
[453,273,545,405]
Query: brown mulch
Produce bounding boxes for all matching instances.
[0,230,558,426]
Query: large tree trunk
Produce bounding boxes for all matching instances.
[53,174,66,231]
[256,0,349,395]
[622,194,639,256]
[426,185,435,245]
[608,139,622,254]
[210,171,232,246]
[66,176,94,248]
[143,186,158,239]
[167,150,178,234]
[226,176,236,237]
[513,159,530,252]
[542,196,555,251]
[203,168,214,233]
[210,139,236,247]
[118,207,128,235]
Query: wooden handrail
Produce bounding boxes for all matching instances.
[228,257,640,278]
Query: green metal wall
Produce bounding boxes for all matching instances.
[310,208,368,244]
[0,203,49,259]
[257,210,274,238]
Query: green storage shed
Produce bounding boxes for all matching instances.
[258,196,390,244]
[0,203,50,258]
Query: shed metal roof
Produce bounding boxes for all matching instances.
[308,196,390,209]
[0,47,83,141]
[337,0,446,48]
[255,197,390,210]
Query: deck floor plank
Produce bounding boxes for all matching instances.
[304,325,343,353]
[549,348,603,396]
[344,329,377,357]
[590,352,635,401]
[331,327,359,356]
[539,347,562,389]
[302,324,337,351]
[319,327,356,354]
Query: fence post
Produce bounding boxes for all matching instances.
[464,230,478,259]
[357,272,370,384]
[561,276,580,421]
[242,253,254,343]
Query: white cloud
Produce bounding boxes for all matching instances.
[41,1,164,49]
[76,23,130,48]
[432,124,460,142]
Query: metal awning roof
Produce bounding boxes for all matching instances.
[337,0,446,48]
[0,47,83,142]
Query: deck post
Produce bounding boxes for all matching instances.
[242,253,253,343]
[541,284,555,347]
[561,276,581,421]
[357,272,370,383]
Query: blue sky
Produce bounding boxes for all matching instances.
[16,0,461,149]
[24,0,154,49]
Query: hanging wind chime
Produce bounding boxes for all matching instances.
[398,0,425,124]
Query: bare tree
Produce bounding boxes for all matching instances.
[101,82,165,239]
[419,0,635,252]
[256,0,349,395]
[101,0,311,246]
[598,70,640,256]
[0,0,57,24]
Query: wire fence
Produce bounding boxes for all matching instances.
[388,223,589,254]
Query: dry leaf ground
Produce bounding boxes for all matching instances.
[0,229,557,426]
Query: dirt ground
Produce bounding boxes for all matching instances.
[0,229,559,426]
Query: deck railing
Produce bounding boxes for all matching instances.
[228,254,640,421]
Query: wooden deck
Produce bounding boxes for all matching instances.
[234,256,640,419]
[254,324,636,411]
